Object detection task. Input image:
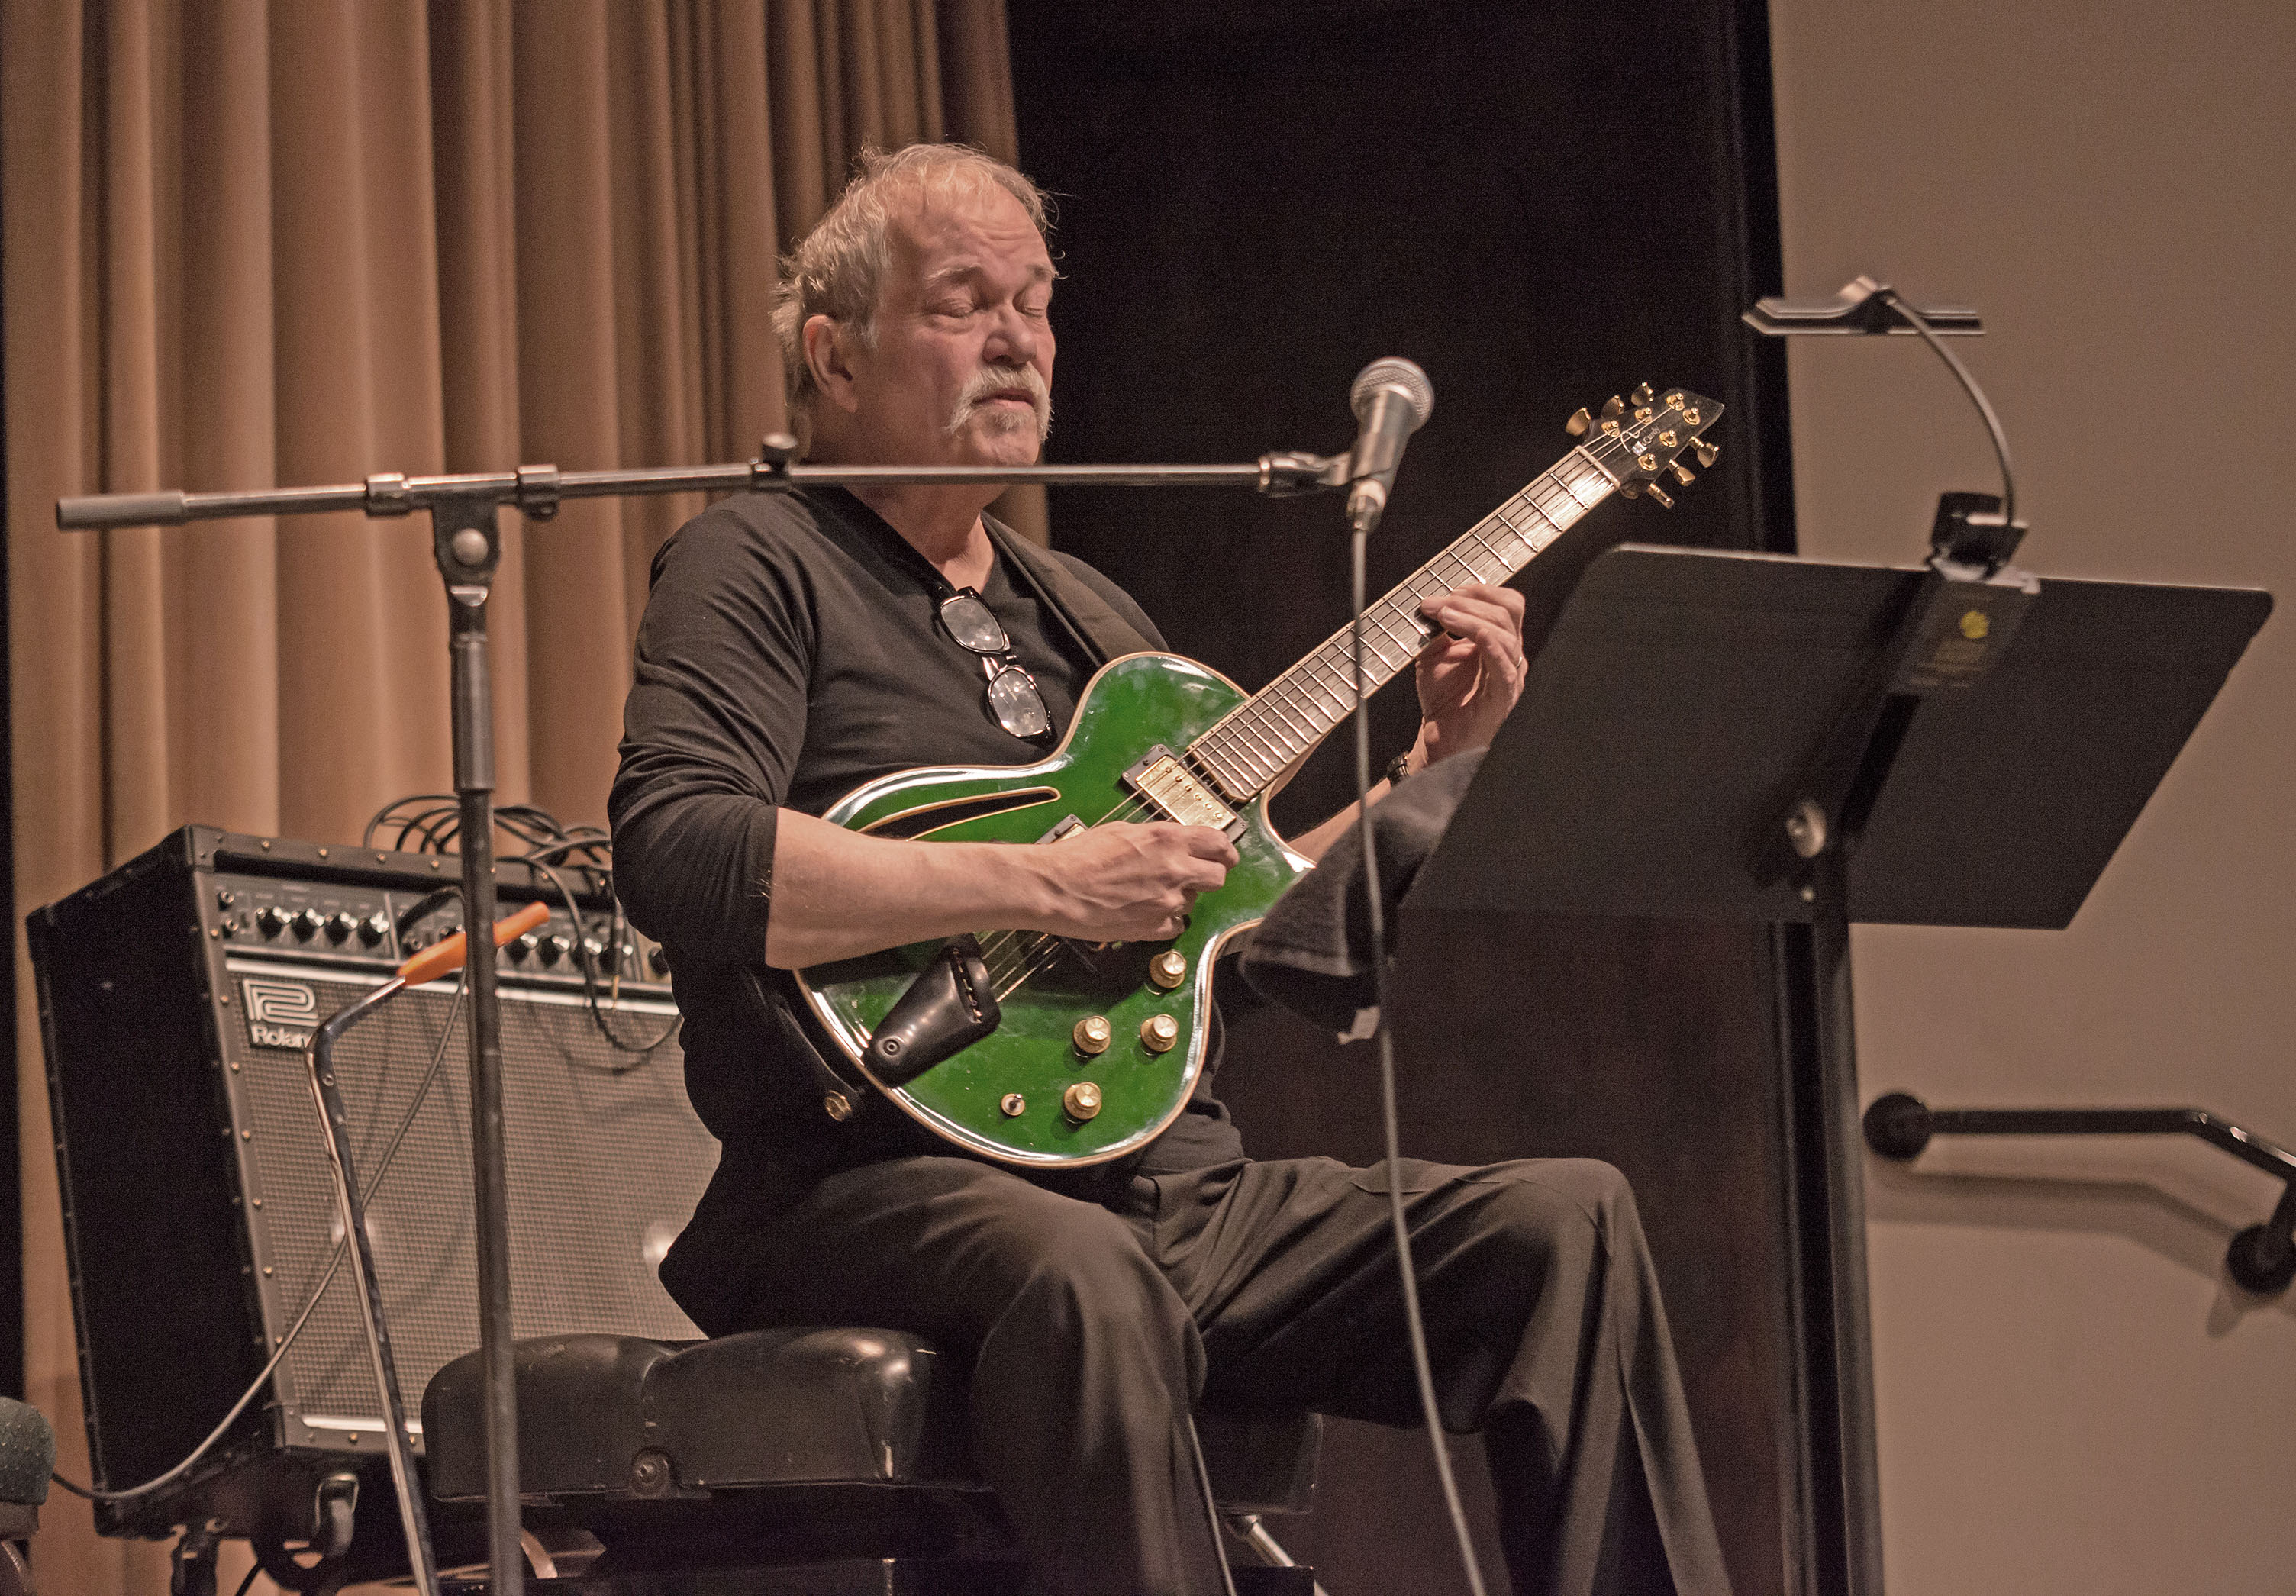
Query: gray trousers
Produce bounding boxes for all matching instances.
[725,1152,1731,1596]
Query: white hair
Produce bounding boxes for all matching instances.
[773,144,1053,442]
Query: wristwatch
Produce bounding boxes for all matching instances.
[1385,751,1415,788]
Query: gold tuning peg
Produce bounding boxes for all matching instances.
[1629,382,1655,406]
[1601,394,1625,419]
[1692,438,1720,468]
[1566,407,1592,437]
[1669,461,1695,485]
[1643,482,1675,510]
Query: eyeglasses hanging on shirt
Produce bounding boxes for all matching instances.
[938,589,1053,741]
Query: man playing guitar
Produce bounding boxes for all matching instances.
[611,142,1728,1596]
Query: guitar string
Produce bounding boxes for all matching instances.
[968,454,1620,998]
[972,738,1243,992]
[970,517,1526,993]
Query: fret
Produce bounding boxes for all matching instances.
[1462,524,1510,567]
[1292,661,1352,718]
[1198,741,1251,798]
[1258,682,1319,744]
[1277,672,1336,731]
[1365,610,1417,660]
[1432,548,1485,588]
[1229,712,1294,769]
[1240,705,1303,763]
[1314,644,1367,705]
[1514,492,1567,541]
[1488,503,1538,553]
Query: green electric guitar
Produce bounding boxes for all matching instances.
[793,384,1723,1166]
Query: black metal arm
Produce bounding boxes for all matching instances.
[1864,1091,2296,1295]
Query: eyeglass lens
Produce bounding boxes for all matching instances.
[939,592,1011,653]
[985,666,1052,739]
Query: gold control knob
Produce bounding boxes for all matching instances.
[1148,950,1188,991]
[1073,1015,1113,1056]
[1141,1014,1180,1053]
[1001,1093,1027,1117]
[1063,1082,1103,1121]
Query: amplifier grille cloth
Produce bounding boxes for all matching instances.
[231,972,709,1431]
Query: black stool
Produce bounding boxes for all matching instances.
[424,1330,1319,1594]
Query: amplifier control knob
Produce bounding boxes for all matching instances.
[581,937,606,967]
[324,913,356,943]
[358,913,389,946]
[647,946,671,978]
[537,933,571,967]
[508,933,538,962]
[255,906,287,937]
[292,908,324,940]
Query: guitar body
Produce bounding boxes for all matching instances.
[795,652,1308,1167]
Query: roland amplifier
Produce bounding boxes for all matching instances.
[27,826,713,1541]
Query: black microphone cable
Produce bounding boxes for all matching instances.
[1348,502,1490,1596]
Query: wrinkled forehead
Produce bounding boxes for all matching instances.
[881,179,1053,296]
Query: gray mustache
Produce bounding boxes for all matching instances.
[947,366,1053,440]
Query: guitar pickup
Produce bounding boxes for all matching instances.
[1122,747,1246,838]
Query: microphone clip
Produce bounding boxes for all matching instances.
[1256,450,1350,497]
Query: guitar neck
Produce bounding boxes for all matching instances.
[1187,443,1618,802]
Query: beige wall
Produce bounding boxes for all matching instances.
[1766,2,2296,1591]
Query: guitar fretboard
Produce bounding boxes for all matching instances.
[1187,444,1618,802]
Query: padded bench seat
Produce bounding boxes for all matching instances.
[423,1330,1318,1516]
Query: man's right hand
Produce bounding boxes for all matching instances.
[1026,822,1237,943]
[763,808,1237,969]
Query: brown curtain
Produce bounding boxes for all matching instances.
[2,2,1028,1589]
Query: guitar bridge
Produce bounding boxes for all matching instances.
[1122,747,1245,837]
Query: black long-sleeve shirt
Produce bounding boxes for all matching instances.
[611,487,1245,1317]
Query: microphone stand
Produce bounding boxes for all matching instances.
[55,434,1348,1596]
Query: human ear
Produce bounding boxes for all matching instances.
[803,314,863,414]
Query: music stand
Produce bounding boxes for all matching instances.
[1411,543,2272,1596]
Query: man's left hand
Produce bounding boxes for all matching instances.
[1410,583,1527,767]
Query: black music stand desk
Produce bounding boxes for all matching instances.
[1409,543,2270,1596]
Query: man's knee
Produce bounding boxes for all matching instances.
[1475,1157,1640,1270]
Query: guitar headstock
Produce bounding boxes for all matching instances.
[1563,383,1724,508]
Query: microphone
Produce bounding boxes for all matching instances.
[1343,357,1434,533]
